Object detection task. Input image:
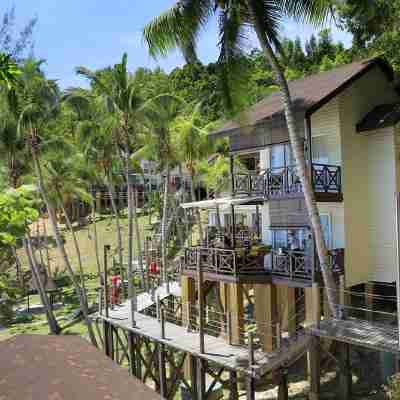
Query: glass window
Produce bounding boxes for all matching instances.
[320,214,332,249]
[271,229,306,250]
[270,144,295,169]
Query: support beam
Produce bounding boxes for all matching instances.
[246,376,256,400]
[229,371,239,400]
[254,283,277,352]
[128,332,136,376]
[308,336,320,400]
[338,342,352,400]
[365,282,374,322]
[278,371,289,400]
[228,283,244,345]
[279,286,296,335]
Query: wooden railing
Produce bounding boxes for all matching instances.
[269,248,345,282]
[232,163,342,199]
[183,247,265,278]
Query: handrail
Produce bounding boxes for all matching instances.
[231,163,342,198]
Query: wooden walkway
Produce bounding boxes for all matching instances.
[99,299,311,378]
[310,318,400,354]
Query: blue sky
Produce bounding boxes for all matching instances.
[6,1,352,88]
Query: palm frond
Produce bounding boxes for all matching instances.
[280,0,332,27]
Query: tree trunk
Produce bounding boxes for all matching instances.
[12,247,23,288]
[248,4,338,317]
[127,181,137,324]
[56,191,87,298]
[133,187,146,289]
[190,174,203,244]
[105,173,124,281]
[24,237,61,334]
[161,168,170,292]
[91,200,102,279]
[30,143,98,345]
[42,217,52,278]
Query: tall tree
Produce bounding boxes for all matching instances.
[142,94,182,291]
[144,0,339,316]
[15,59,97,344]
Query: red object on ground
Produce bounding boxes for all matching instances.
[149,261,159,275]
[110,275,122,305]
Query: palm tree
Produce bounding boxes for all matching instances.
[144,0,339,316]
[76,55,146,300]
[173,104,215,242]
[65,90,124,279]
[142,94,182,291]
[15,59,98,345]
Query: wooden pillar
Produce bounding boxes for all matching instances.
[254,283,278,352]
[246,375,256,400]
[338,342,352,400]
[278,371,289,400]
[228,283,244,345]
[96,192,101,214]
[103,320,111,357]
[181,276,196,327]
[158,344,167,398]
[279,286,296,335]
[196,358,206,400]
[229,371,239,400]
[308,336,320,400]
[128,332,136,376]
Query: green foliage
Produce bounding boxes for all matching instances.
[387,373,400,399]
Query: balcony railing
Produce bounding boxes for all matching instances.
[183,247,265,278]
[269,248,345,282]
[232,163,342,200]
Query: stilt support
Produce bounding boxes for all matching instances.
[338,342,352,400]
[308,336,320,400]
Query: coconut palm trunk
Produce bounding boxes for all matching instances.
[30,137,98,345]
[190,174,203,244]
[105,172,124,281]
[248,3,338,316]
[161,169,171,292]
[56,191,87,297]
[132,187,146,289]
[91,199,102,278]
[24,236,61,334]
[127,180,137,325]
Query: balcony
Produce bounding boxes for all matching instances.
[268,248,345,285]
[182,246,269,283]
[232,163,342,202]
[181,245,345,286]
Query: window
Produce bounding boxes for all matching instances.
[320,214,332,249]
[270,143,295,170]
[271,229,307,250]
[312,135,341,165]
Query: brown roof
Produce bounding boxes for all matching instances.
[0,335,162,400]
[212,57,394,136]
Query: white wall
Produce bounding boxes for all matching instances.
[311,98,342,165]
[338,66,399,286]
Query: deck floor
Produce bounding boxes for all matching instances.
[99,299,311,378]
[310,318,399,354]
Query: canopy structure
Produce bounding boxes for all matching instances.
[181,196,264,210]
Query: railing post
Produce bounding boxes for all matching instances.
[197,249,205,354]
[248,331,255,366]
[276,322,282,349]
[227,311,232,345]
[160,306,166,339]
[156,294,161,321]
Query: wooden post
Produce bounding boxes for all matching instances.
[228,284,244,345]
[280,287,296,336]
[254,283,277,352]
[276,322,282,349]
[227,311,232,345]
[278,371,289,400]
[338,342,352,400]
[246,375,256,400]
[248,331,255,366]
[229,371,239,400]
[103,320,111,357]
[231,205,236,248]
[230,155,235,195]
[158,344,167,398]
[160,307,166,339]
[128,332,136,376]
[196,358,206,400]
[312,283,321,328]
[104,245,110,318]
[308,336,320,400]
[197,251,205,354]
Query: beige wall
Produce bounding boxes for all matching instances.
[338,66,399,286]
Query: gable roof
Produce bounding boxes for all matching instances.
[212,57,395,137]
[0,335,162,400]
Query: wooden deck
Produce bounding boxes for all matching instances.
[98,300,312,378]
[310,318,400,354]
